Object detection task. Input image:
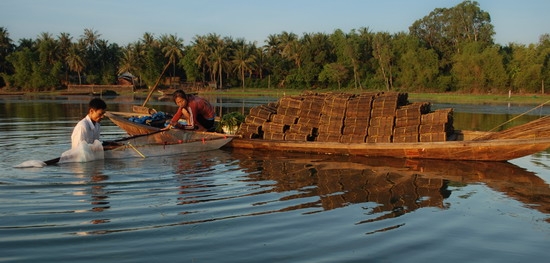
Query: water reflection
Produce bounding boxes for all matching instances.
[228,149,550,224]
[65,161,111,227]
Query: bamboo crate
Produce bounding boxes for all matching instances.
[394,116,421,128]
[262,122,288,133]
[245,115,268,126]
[249,105,277,119]
[277,96,303,110]
[271,114,298,125]
[393,125,419,136]
[370,116,395,127]
[393,134,419,143]
[419,123,451,134]
[284,132,310,141]
[342,124,368,135]
[263,131,285,140]
[421,108,453,124]
[316,133,342,142]
[277,106,301,116]
[396,102,431,118]
[366,135,392,143]
[419,132,447,142]
[297,117,320,128]
[288,123,315,135]
[238,122,262,134]
[298,109,322,119]
[344,116,371,126]
[340,134,366,143]
[368,125,393,136]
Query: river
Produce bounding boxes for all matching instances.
[1,94,549,263]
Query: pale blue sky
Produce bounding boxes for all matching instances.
[1,0,548,46]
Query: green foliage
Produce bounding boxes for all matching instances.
[1,1,549,94]
[216,111,245,133]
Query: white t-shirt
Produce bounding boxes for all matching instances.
[71,115,100,149]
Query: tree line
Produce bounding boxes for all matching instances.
[1,1,549,94]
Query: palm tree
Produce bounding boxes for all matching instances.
[279,31,301,68]
[193,35,210,82]
[81,28,100,52]
[0,27,14,85]
[232,41,256,90]
[160,33,184,82]
[36,32,59,65]
[66,43,85,84]
[141,32,157,48]
[57,32,73,84]
[207,33,229,89]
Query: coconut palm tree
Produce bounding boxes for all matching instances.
[81,28,100,52]
[160,33,184,82]
[231,40,256,90]
[193,35,210,82]
[207,33,229,89]
[66,43,85,84]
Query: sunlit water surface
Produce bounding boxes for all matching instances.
[1,95,549,263]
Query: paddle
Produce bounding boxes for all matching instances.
[133,62,171,114]
[41,129,166,166]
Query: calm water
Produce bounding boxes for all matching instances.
[1,94,550,263]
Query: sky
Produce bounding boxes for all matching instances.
[1,0,548,47]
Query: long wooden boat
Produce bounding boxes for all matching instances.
[227,134,550,161]
[225,92,550,162]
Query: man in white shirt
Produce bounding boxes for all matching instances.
[71,98,107,149]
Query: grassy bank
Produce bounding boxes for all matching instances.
[3,87,550,106]
[203,88,550,106]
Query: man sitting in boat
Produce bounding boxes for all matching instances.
[167,90,216,132]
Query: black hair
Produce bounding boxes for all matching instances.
[89,98,107,110]
[172,89,187,102]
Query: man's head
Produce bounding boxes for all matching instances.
[88,98,107,123]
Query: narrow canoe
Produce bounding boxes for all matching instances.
[104,111,235,159]
[104,130,234,159]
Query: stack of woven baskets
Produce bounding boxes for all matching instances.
[236,91,454,143]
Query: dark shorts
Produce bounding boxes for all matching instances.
[197,115,215,131]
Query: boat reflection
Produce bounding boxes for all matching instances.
[229,149,550,223]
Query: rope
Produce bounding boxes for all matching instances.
[483,98,550,134]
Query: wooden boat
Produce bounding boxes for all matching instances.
[105,111,166,136]
[104,111,236,159]
[227,133,550,161]
[103,129,234,159]
[225,92,550,162]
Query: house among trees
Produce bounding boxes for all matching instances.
[118,72,136,86]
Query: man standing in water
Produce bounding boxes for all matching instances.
[71,98,107,149]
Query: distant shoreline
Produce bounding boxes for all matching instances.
[1,88,549,106]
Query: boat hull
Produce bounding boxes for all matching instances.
[105,137,233,159]
[226,137,550,161]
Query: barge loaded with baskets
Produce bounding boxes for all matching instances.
[225,91,550,161]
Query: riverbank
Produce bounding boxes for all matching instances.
[2,87,549,106]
